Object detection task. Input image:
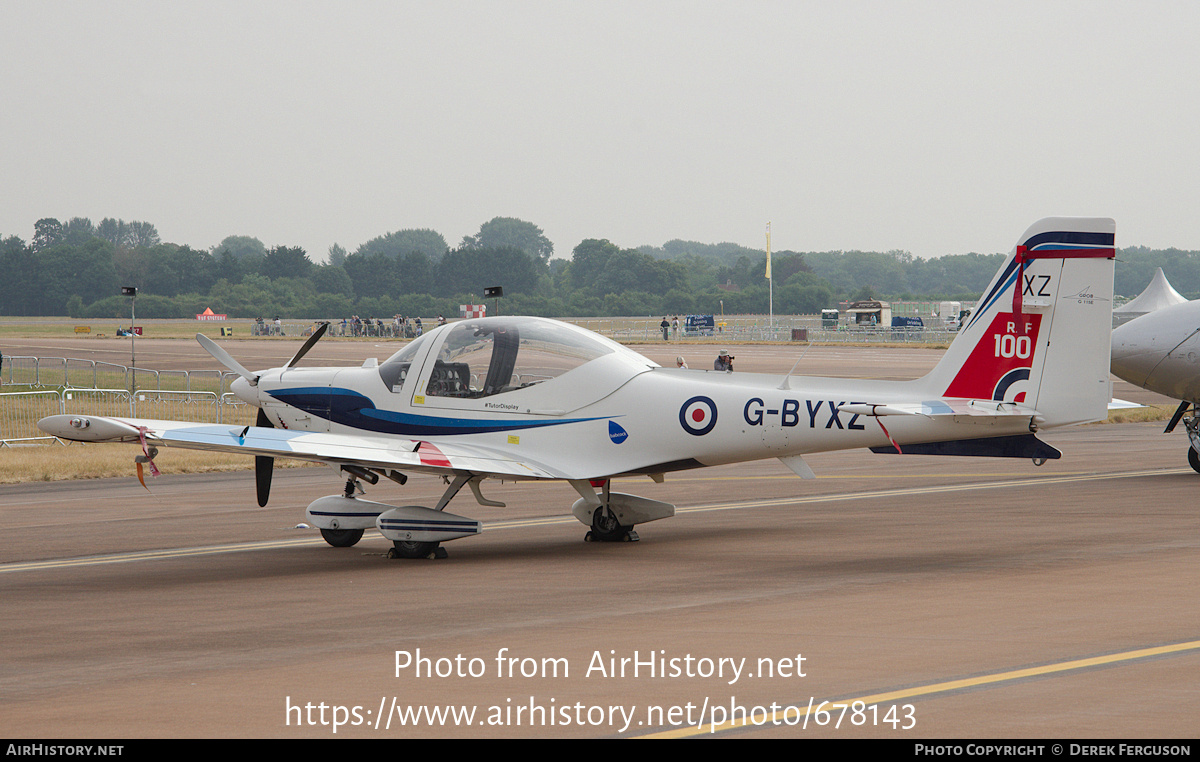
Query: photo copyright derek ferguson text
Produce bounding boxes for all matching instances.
[284,648,918,734]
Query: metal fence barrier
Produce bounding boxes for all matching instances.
[3,356,238,394]
[94,361,130,390]
[0,390,66,446]
[132,390,221,424]
[219,393,258,427]
[61,388,132,419]
[564,317,965,344]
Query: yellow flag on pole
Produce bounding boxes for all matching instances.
[765,222,772,280]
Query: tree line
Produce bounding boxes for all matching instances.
[1,215,1195,319]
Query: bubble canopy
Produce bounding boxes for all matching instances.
[378,317,653,406]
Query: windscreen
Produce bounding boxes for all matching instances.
[377,332,435,392]
[424,318,615,399]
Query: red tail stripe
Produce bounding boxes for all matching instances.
[1015,246,1115,261]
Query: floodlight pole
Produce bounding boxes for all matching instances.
[484,285,503,317]
[766,222,774,335]
[122,286,137,391]
[130,294,136,391]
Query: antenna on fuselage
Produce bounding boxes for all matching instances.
[777,341,815,391]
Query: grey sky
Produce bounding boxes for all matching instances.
[3,1,1198,261]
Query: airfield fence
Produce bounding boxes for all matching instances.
[267,317,964,344]
[2,356,236,394]
[0,390,66,446]
[565,316,963,344]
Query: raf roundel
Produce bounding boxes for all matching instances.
[679,396,718,436]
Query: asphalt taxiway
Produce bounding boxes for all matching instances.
[0,336,1195,737]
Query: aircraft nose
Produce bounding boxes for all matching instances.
[230,376,258,405]
[1110,320,1163,387]
[1110,350,1154,387]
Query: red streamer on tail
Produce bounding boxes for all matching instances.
[876,417,902,454]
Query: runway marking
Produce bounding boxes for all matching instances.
[638,638,1200,738]
[639,470,1145,483]
[0,467,1188,574]
[1,537,329,573]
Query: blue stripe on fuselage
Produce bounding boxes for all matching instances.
[267,387,605,436]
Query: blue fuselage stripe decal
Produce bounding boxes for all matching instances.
[266,387,603,436]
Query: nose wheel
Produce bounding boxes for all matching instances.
[389,540,447,559]
[1183,411,1200,474]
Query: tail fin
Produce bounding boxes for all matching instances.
[922,218,1115,428]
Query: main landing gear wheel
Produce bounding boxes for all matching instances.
[1188,447,1200,474]
[320,528,364,547]
[388,540,447,560]
[585,506,638,543]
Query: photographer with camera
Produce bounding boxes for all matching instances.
[714,349,734,372]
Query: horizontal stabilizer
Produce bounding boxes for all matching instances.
[1108,398,1143,410]
[839,400,1041,420]
[869,434,1061,460]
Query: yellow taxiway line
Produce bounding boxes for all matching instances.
[638,639,1200,738]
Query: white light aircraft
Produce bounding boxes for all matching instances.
[1110,298,1200,473]
[39,218,1117,560]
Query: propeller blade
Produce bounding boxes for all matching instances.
[255,408,274,507]
[255,456,274,507]
[285,322,329,369]
[196,333,258,384]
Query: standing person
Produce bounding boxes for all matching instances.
[713,349,734,372]
[660,317,670,341]
[415,316,423,336]
[672,316,680,337]
[437,314,446,326]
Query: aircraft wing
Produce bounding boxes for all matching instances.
[36,415,566,480]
